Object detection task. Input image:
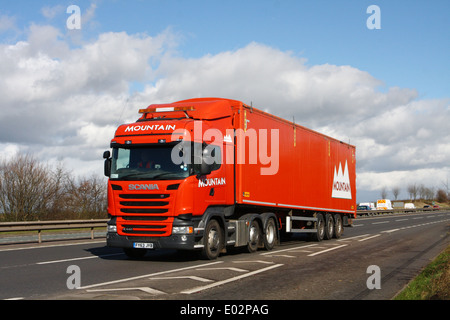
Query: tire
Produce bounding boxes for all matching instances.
[123,248,147,259]
[311,213,325,242]
[324,213,334,240]
[263,218,277,251]
[333,214,343,239]
[201,219,223,260]
[246,219,261,253]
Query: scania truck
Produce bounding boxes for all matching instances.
[104,98,356,259]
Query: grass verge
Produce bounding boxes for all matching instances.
[394,244,449,300]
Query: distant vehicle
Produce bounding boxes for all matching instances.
[357,205,372,216]
[377,199,393,210]
[423,205,431,208]
[359,202,375,210]
[433,205,440,210]
[404,203,415,209]
[403,203,415,212]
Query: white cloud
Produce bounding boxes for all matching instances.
[41,5,65,20]
[0,25,448,202]
[357,167,450,194]
[0,15,16,33]
[78,122,117,149]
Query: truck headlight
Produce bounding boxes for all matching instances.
[172,226,193,234]
[107,224,117,233]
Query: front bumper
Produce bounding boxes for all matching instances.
[106,231,199,251]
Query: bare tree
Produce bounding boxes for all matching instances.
[380,186,388,199]
[392,186,400,200]
[66,174,107,219]
[0,154,61,221]
[441,178,449,200]
[424,186,435,201]
[418,184,426,200]
[436,189,448,203]
[407,183,418,201]
[0,153,107,221]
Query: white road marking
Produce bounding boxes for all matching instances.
[259,243,318,256]
[36,253,123,265]
[337,234,371,241]
[86,287,166,295]
[232,260,275,265]
[150,276,213,283]
[358,234,381,242]
[180,264,284,295]
[307,244,348,256]
[196,267,248,273]
[382,228,400,233]
[264,254,296,258]
[78,261,223,290]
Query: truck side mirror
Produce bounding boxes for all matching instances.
[103,150,111,177]
[199,144,214,176]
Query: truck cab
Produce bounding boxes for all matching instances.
[104,99,237,259]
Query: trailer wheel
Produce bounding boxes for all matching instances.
[201,219,223,260]
[263,218,277,251]
[246,219,261,253]
[324,213,334,240]
[333,214,343,239]
[311,213,325,242]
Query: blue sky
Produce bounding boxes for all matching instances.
[2,0,448,99]
[0,0,449,202]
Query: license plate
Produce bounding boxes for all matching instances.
[133,242,154,249]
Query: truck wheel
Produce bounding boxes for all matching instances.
[333,214,343,239]
[201,219,223,260]
[246,219,261,253]
[263,218,277,251]
[311,213,325,242]
[324,213,334,240]
[123,248,147,259]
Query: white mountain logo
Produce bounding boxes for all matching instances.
[331,160,352,199]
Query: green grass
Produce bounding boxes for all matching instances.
[394,245,449,300]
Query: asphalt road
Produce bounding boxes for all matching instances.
[1,210,449,302]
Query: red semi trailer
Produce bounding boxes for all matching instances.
[104,98,356,259]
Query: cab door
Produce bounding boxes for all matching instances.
[193,142,229,213]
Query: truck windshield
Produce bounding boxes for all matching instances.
[111,144,190,180]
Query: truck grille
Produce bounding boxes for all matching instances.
[116,192,174,237]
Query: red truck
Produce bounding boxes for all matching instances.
[104,97,356,259]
